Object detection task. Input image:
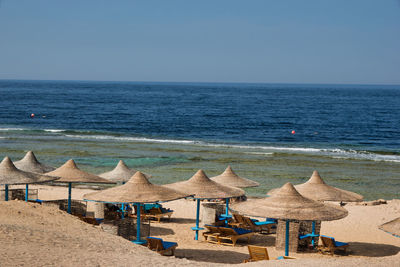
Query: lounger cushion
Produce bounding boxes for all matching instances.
[162,241,178,249]
[233,228,252,235]
[334,241,348,247]
[144,204,161,211]
[254,221,275,226]
[147,237,177,250]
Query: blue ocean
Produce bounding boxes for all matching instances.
[1,80,399,200]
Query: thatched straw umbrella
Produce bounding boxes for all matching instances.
[210,165,259,219]
[379,217,400,238]
[268,170,363,202]
[0,157,58,201]
[267,171,362,246]
[231,182,348,256]
[14,151,55,201]
[45,159,114,214]
[84,172,190,244]
[14,151,55,173]
[165,170,245,240]
[99,160,151,183]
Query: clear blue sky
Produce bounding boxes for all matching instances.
[0,0,399,84]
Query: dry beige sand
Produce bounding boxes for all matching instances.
[0,184,399,266]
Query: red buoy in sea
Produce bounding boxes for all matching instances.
[291,130,295,134]
[30,113,35,118]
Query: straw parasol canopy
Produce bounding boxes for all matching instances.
[99,160,151,182]
[84,171,191,203]
[231,182,348,221]
[14,151,55,174]
[46,159,114,184]
[379,217,400,237]
[268,171,363,202]
[0,157,58,185]
[210,165,260,188]
[165,169,245,199]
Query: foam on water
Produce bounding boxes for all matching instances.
[59,132,400,163]
[44,129,66,133]
[0,127,26,131]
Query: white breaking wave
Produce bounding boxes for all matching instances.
[44,129,66,133]
[61,133,400,163]
[244,152,274,155]
[64,134,198,144]
[0,127,25,131]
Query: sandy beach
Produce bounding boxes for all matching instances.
[1,184,399,266]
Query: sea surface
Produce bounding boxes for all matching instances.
[0,80,399,200]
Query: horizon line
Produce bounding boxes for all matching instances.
[0,78,399,87]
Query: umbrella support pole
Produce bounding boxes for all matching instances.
[25,184,29,202]
[285,220,290,256]
[67,182,72,214]
[225,198,229,216]
[132,203,146,244]
[311,221,316,247]
[191,198,204,240]
[5,184,8,201]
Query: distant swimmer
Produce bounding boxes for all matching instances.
[30,113,35,118]
[291,130,295,134]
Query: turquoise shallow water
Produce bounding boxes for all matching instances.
[0,80,399,200]
[1,132,399,200]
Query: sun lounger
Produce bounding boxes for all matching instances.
[146,237,178,256]
[203,225,254,246]
[132,205,173,223]
[147,207,174,223]
[243,245,269,262]
[319,235,349,255]
[203,225,222,244]
[217,227,254,246]
[243,216,275,234]
[228,214,247,228]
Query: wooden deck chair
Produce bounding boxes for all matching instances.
[146,237,178,256]
[148,207,174,223]
[243,217,274,234]
[229,214,247,228]
[217,227,254,246]
[243,245,269,262]
[319,235,349,255]
[203,225,222,244]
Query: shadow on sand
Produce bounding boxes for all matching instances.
[149,226,175,236]
[347,242,400,257]
[175,248,249,264]
[248,233,276,247]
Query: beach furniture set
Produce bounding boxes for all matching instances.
[165,169,245,241]
[1,152,361,260]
